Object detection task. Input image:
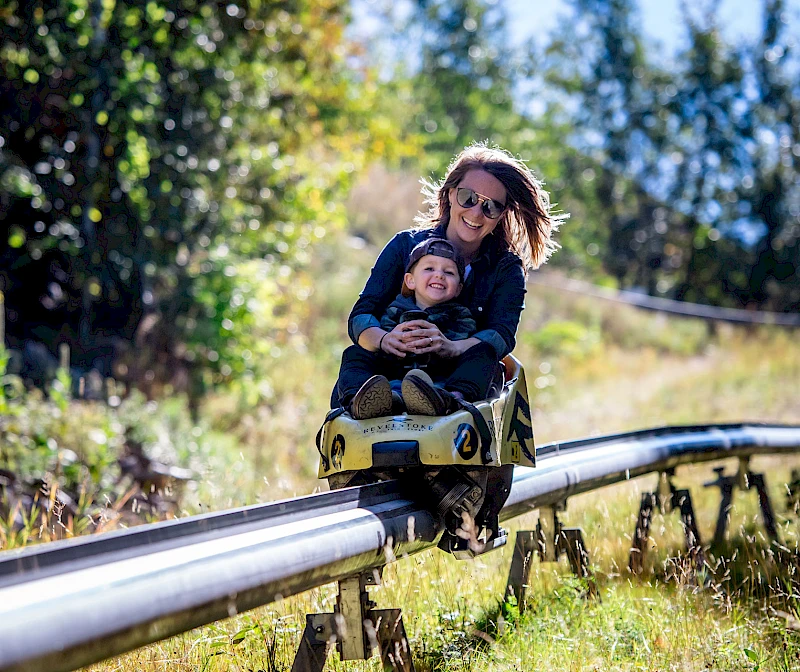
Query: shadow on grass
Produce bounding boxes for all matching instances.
[705,524,800,612]
[413,574,598,671]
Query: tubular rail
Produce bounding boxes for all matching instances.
[0,423,799,672]
[528,272,800,327]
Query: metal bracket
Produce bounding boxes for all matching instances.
[704,460,779,547]
[787,468,800,514]
[630,472,704,575]
[292,569,415,671]
[506,504,597,609]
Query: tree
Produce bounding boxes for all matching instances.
[544,0,673,292]
[356,0,524,173]
[542,0,799,312]
[0,0,396,398]
[666,12,750,306]
[739,0,800,311]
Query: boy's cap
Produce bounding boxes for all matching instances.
[405,238,466,281]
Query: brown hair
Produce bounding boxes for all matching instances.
[414,142,566,271]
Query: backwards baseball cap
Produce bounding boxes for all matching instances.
[405,238,466,282]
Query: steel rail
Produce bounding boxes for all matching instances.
[528,272,800,327]
[0,423,799,672]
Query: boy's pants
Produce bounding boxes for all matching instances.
[331,341,500,409]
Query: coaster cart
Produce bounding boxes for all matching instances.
[317,355,535,558]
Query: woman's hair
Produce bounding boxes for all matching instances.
[414,142,566,271]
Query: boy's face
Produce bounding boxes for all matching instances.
[404,254,462,309]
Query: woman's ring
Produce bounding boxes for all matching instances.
[428,337,432,346]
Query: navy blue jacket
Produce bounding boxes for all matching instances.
[348,226,526,359]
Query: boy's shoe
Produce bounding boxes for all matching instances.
[402,369,457,416]
[350,375,393,419]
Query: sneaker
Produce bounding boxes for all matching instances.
[350,375,393,419]
[402,369,457,416]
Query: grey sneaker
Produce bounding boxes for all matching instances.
[350,375,393,419]
[402,369,456,416]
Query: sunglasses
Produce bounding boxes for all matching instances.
[455,187,506,219]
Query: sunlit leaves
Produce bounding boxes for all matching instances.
[7,226,26,248]
[1,0,412,394]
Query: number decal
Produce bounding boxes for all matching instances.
[454,423,478,460]
[331,434,346,469]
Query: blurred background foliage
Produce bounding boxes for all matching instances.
[2,0,798,396]
[0,0,799,524]
[0,0,412,403]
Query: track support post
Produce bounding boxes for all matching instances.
[292,569,414,672]
[704,458,779,547]
[506,503,597,610]
[629,469,704,575]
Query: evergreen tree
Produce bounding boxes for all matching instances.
[546,0,672,291]
[741,0,800,310]
[667,14,750,306]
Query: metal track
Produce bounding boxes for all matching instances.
[528,273,800,327]
[0,423,798,671]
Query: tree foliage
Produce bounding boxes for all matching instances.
[1,0,798,409]
[0,0,401,396]
[543,0,799,310]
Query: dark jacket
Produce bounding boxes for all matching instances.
[349,226,526,359]
[380,294,477,342]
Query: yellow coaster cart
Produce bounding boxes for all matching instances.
[317,355,535,557]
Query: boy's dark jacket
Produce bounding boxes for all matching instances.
[379,294,477,342]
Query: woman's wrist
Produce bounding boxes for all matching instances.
[378,332,388,353]
[357,326,386,352]
[447,337,480,357]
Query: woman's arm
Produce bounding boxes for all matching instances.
[347,234,409,346]
[440,336,481,358]
[357,326,387,352]
[471,258,526,358]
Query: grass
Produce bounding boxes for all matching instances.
[74,233,800,671]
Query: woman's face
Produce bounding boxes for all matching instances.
[446,169,507,252]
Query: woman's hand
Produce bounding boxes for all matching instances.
[395,320,480,359]
[358,325,420,358]
[377,324,417,358]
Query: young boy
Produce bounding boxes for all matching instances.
[349,238,477,419]
[380,237,475,346]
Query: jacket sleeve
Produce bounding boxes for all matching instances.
[472,257,526,358]
[348,234,408,345]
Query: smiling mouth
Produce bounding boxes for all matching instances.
[428,282,446,290]
[462,217,481,230]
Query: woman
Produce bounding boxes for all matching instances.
[332,142,564,418]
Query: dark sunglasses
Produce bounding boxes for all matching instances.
[456,187,506,219]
